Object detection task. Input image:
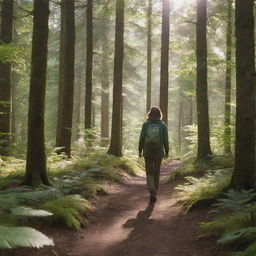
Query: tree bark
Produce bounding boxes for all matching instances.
[24,0,50,186]
[56,0,75,157]
[196,0,212,160]
[232,0,255,190]
[0,0,14,155]
[73,69,82,142]
[146,0,152,113]
[101,50,109,139]
[107,0,124,157]
[159,0,169,124]
[224,0,233,155]
[85,0,93,130]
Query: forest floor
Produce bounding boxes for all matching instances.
[5,160,227,256]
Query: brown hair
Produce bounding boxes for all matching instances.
[146,106,163,120]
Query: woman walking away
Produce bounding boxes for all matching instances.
[139,106,169,203]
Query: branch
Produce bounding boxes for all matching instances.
[185,20,197,25]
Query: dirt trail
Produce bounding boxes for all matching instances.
[5,161,224,256]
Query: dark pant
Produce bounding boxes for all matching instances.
[144,157,162,193]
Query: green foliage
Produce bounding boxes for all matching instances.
[0,44,24,64]
[39,195,91,229]
[217,227,256,246]
[201,189,256,255]
[169,155,233,181]
[0,225,54,249]
[201,212,256,235]
[73,151,143,177]
[176,169,232,210]
[213,189,256,212]
[233,242,256,256]
[11,207,53,217]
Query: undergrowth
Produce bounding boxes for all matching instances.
[0,149,143,249]
[39,195,91,229]
[169,155,233,182]
[200,189,256,256]
[176,168,232,210]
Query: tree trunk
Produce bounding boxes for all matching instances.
[101,51,109,139]
[224,0,233,155]
[231,0,255,190]
[196,0,212,160]
[56,0,75,157]
[107,0,124,157]
[159,0,169,124]
[11,70,18,143]
[85,0,93,130]
[24,0,50,186]
[146,0,152,113]
[73,70,82,142]
[0,0,14,155]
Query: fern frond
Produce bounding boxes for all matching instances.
[11,207,53,217]
[0,225,54,249]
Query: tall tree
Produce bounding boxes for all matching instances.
[56,0,75,157]
[224,0,233,154]
[101,48,110,139]
[0,0,14,155]
[85,0,93,130]
[159,0,170,124]
[196,0,212,160]
[24,0,50,186]
[146,0,152,113]
[107,0,124,157]
[231,0,255,189]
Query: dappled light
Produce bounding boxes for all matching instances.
[0,0,255,255]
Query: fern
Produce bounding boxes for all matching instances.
[39,195,91,229]
[11,207,53,217]
[176,169,232,209]
[0,225,54,249]
[233,242,256,256]
[213,189,256,211]
[217,227,256,245]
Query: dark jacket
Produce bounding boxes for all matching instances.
[138,119,169,158]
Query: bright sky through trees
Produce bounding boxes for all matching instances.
[172,0,195,9]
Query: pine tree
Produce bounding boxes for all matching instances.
[56,0,75,157]
[196,0,212,160]
[107,0,124,157]
[159,0,170,124]
[24,0,50,186]
[224,0,233,155]
[0,0,14,155]
[146,0,152,113]
[85,0,93,130]
[231,0,255,189]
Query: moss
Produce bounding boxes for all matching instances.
[39,195,91,229]
[169,155,234,182]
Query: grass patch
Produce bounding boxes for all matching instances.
[169,155,233,182]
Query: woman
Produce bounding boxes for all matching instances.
[138,106,169,203]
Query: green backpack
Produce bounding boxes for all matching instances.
[145,123,162,149]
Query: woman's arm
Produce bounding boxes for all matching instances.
[138,122,146,155]
[162,123,169,156]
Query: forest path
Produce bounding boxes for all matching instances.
[5,161,224,256]
[65,160,222,256]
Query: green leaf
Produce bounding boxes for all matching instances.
[0,225,54,249]
[218,227,256,245]
[11,207,53,217]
